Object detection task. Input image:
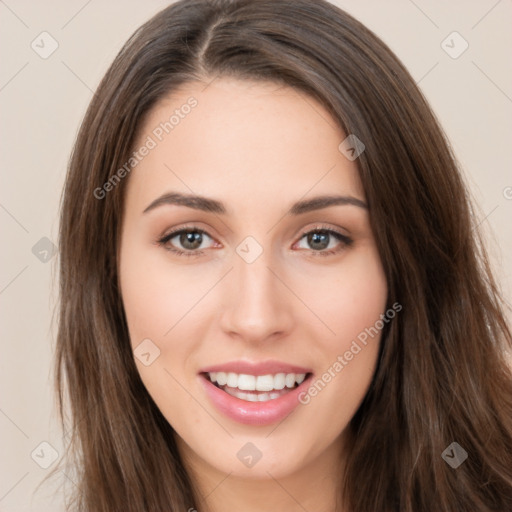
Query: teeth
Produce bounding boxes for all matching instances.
[274,373,286,390]
[223,388,285,402]
[226,372,238,388]
[238,374,256,390]
[285,373,296,388]
[255,374,274,391]
[216,372,227,386]
[207,371,307,391]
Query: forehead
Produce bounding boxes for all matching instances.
[125,77,364,213]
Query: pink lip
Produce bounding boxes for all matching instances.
[198,372,314,426]
[199,359,312,376]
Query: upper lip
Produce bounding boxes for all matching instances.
[199,359,313,376]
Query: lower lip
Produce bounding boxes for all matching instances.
[199,373,313,426]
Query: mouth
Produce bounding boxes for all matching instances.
[200,371,313,403]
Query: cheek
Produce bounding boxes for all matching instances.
[293,245,387,425]
[335,248,388,373]
[119,239,205,425]
[119,236,204,346]
[337,251,388,341]
[296,243,388,344]
[119,234,217,400]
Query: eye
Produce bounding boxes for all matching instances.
[157,226,215,257]
[156,224,353,258]
[294,226,353,256]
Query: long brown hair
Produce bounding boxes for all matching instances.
[51,0,512,510]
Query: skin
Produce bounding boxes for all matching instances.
[118,77,388,512]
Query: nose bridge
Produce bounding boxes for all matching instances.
[219,242,292,341]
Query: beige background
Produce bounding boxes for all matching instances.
[1,1,511,510]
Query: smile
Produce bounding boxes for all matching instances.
[199,368,314,425]
[205,371,309,402]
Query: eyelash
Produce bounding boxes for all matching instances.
[156,224,353,258]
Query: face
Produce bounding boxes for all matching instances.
[118,77,388,482]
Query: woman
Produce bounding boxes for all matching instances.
[52,0,512,510]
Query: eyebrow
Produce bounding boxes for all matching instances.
[142,191,368,216]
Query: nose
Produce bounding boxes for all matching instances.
[219,249,294,344]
